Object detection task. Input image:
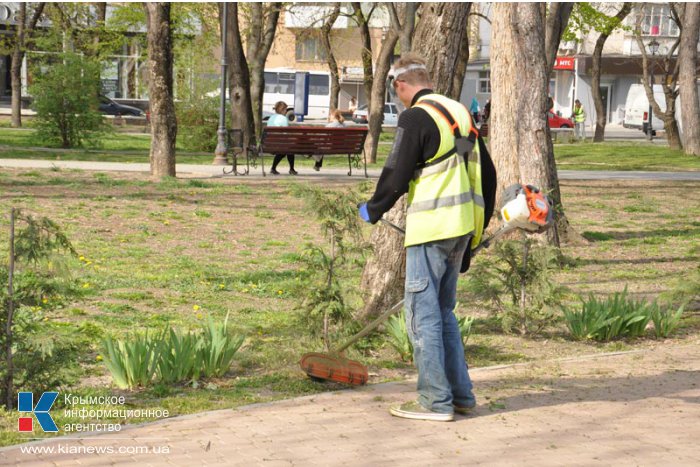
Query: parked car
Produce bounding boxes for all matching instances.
[352,103,399,126]
[98,95,145,117]
[547,111,574,128]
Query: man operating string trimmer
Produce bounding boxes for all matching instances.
[357,54,499,422]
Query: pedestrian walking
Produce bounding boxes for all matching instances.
[268,101,297,175]
[358,54,497,422]
[571,99,586,141]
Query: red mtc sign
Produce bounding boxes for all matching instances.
[553,57,576,71]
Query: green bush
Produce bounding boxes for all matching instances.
[101,315,245,389]
[563,288,655,341]
[292,184,370,351]
[176,96,219,152]
[29,54,109,148]
[466,239,566,335]
[385,311,412,363]
[651,305,684,339]
[1,210,82,407]
[385,310,475,363]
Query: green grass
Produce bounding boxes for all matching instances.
[554,142,700,171]
[0,169,698,447]
[0,127,391,168]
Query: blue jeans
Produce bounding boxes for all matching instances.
[404,235,476,414]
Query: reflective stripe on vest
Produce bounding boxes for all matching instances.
[404,94,485,248]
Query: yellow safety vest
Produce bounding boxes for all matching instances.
[573,106,586,123]
[405,94,485,248]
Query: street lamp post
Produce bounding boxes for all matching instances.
[646,38,659,141]
[212,3,229,165]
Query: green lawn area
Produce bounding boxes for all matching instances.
[554,142,700,171]
[1,127,698,171]
[0,168,698,446]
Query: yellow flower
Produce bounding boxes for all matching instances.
[86,261,92,266]
[82,283,91,289]
[219,284,225,289]
[277,290,283,295]
[163,220,170,225]
[95,355,103,362]
[193,304,201,311]
[42,298,48,304]
[196,313,203,320]
[79,256,85,261]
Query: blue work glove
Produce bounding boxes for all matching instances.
[358,202,371,223]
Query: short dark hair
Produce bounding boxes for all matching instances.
[274,101,288,114]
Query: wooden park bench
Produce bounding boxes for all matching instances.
[257,126,369,177]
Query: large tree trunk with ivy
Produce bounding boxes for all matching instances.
[592,3,632,142]
[145,3,177,179]
[320,4,341,110]
[679,3,700,156]
[246,3,281,138]
[358,3,470,320]
[10,3,45,128]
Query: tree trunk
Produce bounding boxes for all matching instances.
[10,3,26,128]
[544,3,574,76]
[451,11,472,100]
[490,3,522,208]
[358,3,472,320]
[592,3,631,142]
[492,3,575,247]
[679,3,700,156]
[10,3,45,128]
[352,2,373,112]
[145,3,177,179]
[321,4,341,111]
[412,3,471,100]
[363,28,398,164]
[635,16,683,150]
[247,3,281,138]
[225,3,256,149]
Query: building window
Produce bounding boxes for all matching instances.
[295,36,327,62]
[309,74,329,96]
[640,4,679,37]
[478,71,491,94]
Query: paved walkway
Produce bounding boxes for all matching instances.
[2,339,699,466]
[1,158,699,181]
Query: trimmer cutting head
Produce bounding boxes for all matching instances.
[299,352,368,385]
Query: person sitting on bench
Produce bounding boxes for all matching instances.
[269,101,297,175]
[314,109,346,172]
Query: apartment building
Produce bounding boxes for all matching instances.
[263,4,392,110]
[462,3,698,127]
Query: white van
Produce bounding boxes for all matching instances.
[623,84,665,130]
[623,82,700,133]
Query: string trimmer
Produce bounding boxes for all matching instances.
[299,184,554,385]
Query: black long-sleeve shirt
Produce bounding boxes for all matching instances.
[366,89,440,223]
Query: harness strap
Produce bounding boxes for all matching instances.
[415,99,479,170]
